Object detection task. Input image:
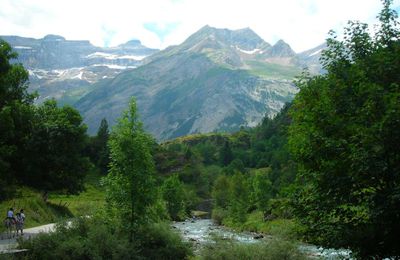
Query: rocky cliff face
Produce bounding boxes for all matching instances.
[1,35,158,104]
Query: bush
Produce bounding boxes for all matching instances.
[211,207,228,225]
[137,222,193,260]
[241,211,266,232]
[18,217,192,260]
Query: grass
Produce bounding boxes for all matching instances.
[0,175,105,233]
[246,60,301,80]
[48,184,105,217]
[0,187,73,232]
[215,210,301,241]
[242,211,300,240]
[199,235,308,260]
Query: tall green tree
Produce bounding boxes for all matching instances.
[229,172,250,224]
[104,98,156,239]
[251,168,273,215]
[220,140,233,166]
[289,1,400,257]
[86,118,110,174]
[23,100,89,194]
[161,174,186,220]
[212,174,232,209]
[0,39,35,199]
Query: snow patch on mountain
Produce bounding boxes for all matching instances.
[233,45,261,54]
[309,49,322,57]
[14,46,32,49]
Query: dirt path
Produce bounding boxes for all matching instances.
[0,223,56,254]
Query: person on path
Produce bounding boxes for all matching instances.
[15,213,23,235]
[4,208,16,238]
[18,209,25,235]
[5,208,15,222]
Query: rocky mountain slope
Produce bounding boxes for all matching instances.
[1,35,158,104]
[75,26,324,139]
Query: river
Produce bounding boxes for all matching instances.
[173,218,351,259]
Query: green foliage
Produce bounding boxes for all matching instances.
[161,174,187,220]
[19,217,192,260]
[136,222,193,260]
[155,105,296,231]
[0,39,33,107]
[0,39,35,199]
[289,1,400,258]
[22,100,89,193]
[219,140,233,166]
[0,39,92,198]
[200,236,306,260]
[229,172,250,224]
[86,118,110,175]
[211,207,229,225]
[251,168,273,214]
[0,187,72,233]
[212,175,232,209]
[104,98,156,235]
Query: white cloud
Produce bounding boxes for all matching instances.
[0,0,398,52]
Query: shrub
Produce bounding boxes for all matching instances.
[137,222,193,260]
[18,217,192,260]
[211,207,228,225]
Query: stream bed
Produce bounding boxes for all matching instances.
[173,219,351,259]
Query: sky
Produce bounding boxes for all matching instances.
[1,0,399,52]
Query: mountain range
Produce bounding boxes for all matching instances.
[2,26,325,140]
[1,34,158,104]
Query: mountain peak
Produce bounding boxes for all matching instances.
[264,39,296,57]
[43,34,65,41]
[183,25,267,52]
[119,39,142,48]
[274,39,285,44]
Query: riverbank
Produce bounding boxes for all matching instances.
[174,218,351,259]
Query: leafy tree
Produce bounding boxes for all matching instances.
[226,158,245,174]
[0,39,34,107]
[251,168,273,215]
[289,1,400,257]
[219,140,233,166]
[161,174,186,220]
[0,39,35,199]
[96,118,110,173]
[229,172,250,224]
[195,141,218,164]
[22,100,89,194]
[104,98,156,239]
[212,174,232,209]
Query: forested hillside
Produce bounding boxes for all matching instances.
[153,103,295,225]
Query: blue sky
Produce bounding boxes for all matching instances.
[143,22,180,42]
[0,0,399,52]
